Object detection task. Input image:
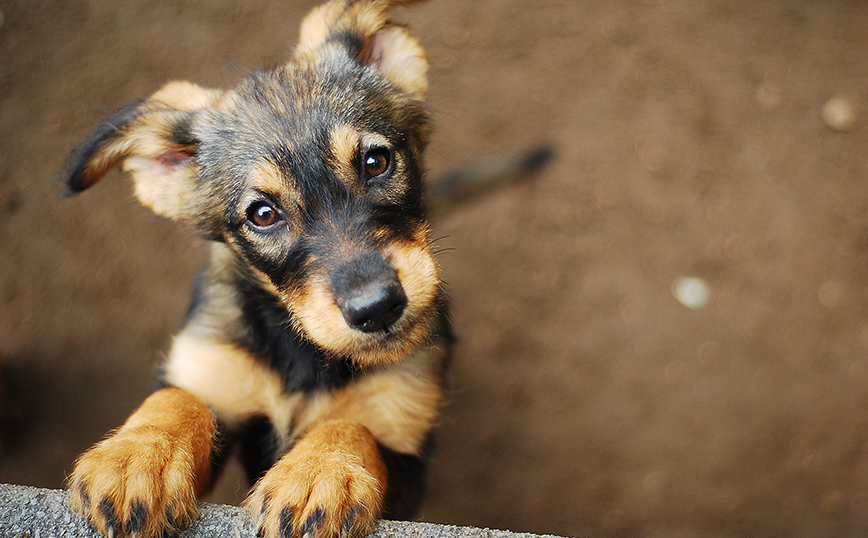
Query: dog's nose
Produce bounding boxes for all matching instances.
[338,278,407,333]
[332,252,408,333]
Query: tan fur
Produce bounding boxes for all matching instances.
[358,131,391,153]
[149,81,224,110]
[249,161,291,198]
[164,334,304,441]
[246,420,387,538]
[293,273,363,359]
[385,239,439,311]
[362,25,428,97]
[314,345,444,454]
[67,388,215,537]
[122,108,199,219]
[385,238,440,337]
[125,154,197,220]
[329,124,362,191]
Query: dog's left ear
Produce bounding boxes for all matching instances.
[60,82,223,222]
[295,0,429,98]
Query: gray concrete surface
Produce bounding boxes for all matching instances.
[0,483,570,538]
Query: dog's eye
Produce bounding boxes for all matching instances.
[363,148,392,180]
[246,201,282,229]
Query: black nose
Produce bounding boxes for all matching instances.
[338,278,407,333]
[332,252,407,333]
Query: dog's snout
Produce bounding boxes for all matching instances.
[339,278,407,333]
[332,252,407,333]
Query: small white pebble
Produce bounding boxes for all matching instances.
[821,95,857,131]
[672,276,710,310]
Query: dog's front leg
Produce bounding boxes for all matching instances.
[247,420,388,538]
[68,387,216,538]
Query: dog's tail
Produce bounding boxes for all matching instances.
[428,145,554,212]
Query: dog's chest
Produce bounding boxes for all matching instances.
[163,330,444,456]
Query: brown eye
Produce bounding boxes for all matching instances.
[363,148,391,179]
[246,201,282,229]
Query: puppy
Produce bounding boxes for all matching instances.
[59,1,448,537]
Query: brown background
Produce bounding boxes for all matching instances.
[2,1,868,537]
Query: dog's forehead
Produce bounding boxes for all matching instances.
[193,57,427,204]
[229,63,398,145]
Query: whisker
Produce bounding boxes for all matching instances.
[428,234,450,246]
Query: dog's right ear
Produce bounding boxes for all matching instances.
[60,81,223,222]
[295,0,429,98]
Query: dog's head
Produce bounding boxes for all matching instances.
[60,0,440,366]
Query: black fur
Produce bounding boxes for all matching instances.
[235,272,360,394]
[60,101,143,195]
[224,415,285,485]
[377,441,429,520]
[168,113,200,149]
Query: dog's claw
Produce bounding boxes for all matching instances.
[279,507,294,538]
[125,500,149,534]
[300,508,326,538]
[98,497,122,535]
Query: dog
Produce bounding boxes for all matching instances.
[59,1,448,537]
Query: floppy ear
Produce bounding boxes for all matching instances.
[60,81,223,221]
[295,0,428,98]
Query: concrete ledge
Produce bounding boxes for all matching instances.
[0,483,568,538]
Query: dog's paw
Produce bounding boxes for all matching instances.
[246,421,386,538]
[68,426,200,538]
[247,451,383,538]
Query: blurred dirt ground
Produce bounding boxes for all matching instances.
[2,1,868,537]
